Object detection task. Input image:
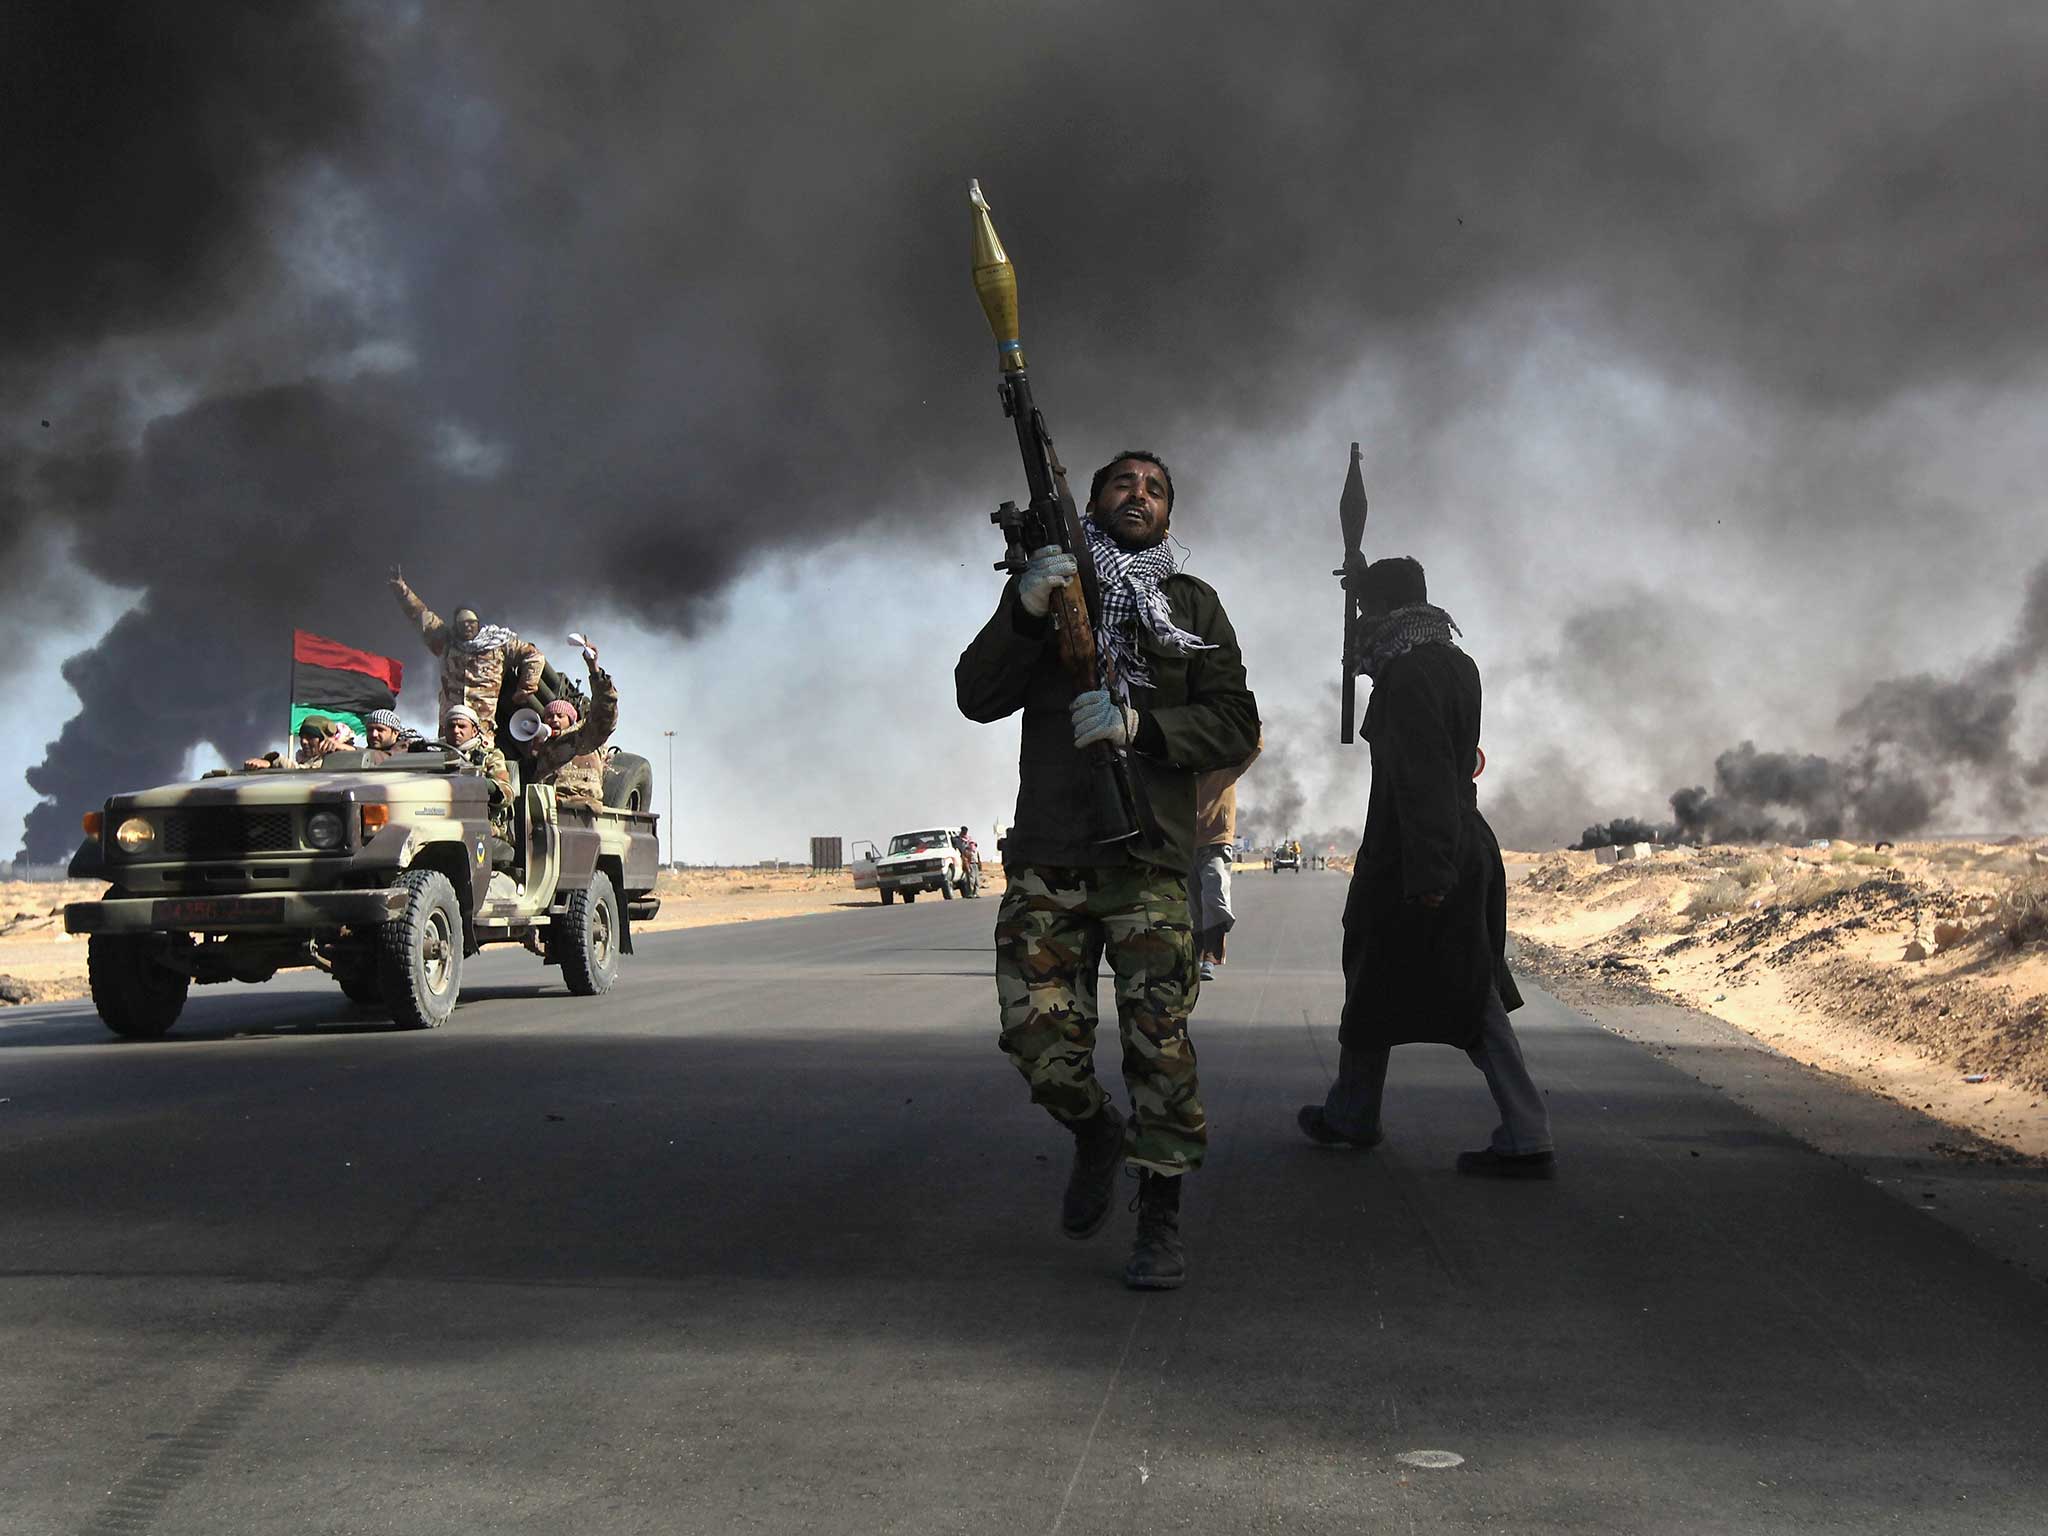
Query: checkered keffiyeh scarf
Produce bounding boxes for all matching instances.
[1359,603,1462,679]
[455,622,522,655]
[1080,520,1214,690]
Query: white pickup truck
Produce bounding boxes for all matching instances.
[853,828,982,904]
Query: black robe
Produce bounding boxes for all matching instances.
[1338,642,1522,1052]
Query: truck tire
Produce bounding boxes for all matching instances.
[561,870,621,996]
[880,888,895,905]
[333,957,384,1008]
[603,752,654,812]
[940,874,955,899]
[902,890,917,904]
[378,869,464,1029]
[88,933,191,1039]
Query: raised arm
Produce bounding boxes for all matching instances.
[582,661,619,747]
[388,566,448,655]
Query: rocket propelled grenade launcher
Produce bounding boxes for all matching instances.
[1336,441,1369,744]
[969,178,1143,844]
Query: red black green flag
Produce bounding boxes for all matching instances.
[291,629,404,739]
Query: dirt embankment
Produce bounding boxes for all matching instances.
[1508,841,2048,1158]
[0,867,984,1009]
[0,880,101,1005]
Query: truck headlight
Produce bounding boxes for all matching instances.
[305,810,346,850]
[115,816,155,853]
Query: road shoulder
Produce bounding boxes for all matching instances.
[1518,958,2048,1286]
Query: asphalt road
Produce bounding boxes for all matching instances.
[3,872,2044,1534]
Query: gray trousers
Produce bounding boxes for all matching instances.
[1188,842,1236,951]
[1321,987,1553,1155]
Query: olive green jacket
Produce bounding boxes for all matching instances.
[956,573,1260,876]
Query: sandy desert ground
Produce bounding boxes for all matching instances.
[1507,839,2048,1160]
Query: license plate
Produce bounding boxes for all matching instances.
[153,896,274,925]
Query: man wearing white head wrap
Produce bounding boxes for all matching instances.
[444,704,513,848]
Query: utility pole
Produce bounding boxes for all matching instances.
[663,730,676,868]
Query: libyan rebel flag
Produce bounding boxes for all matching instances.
[290,629,404,740]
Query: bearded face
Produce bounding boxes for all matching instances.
[1090,458,1171,551]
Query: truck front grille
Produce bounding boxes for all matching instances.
[162,809,297,857]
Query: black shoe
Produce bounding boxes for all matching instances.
[1122,1170,1186,1290]
[1061,1107,1126,1240]
[1296,1105,1383,1149]
[1456,1147,1557,1179]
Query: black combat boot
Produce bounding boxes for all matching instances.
[1061,1106,1126,1240]
[1122,1170,1186,1290]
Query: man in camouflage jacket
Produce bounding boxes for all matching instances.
[389,565,545,728]
[955,451,1259,1291]
[444,705,515,860]
[521,642,619,804]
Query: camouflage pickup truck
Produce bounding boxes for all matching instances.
[63,743,661,1037]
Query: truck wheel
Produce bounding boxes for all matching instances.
[333,958,384,1008]
[88,933,191,1039]
[880,888,895,905]
[940,875,955,900]
[562,870,621,996]
[378,869,464,1029]
[602,753,654,812]
[902,890,917,904]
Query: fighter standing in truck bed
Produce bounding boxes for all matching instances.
[389,564,546,727]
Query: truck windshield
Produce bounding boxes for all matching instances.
[306,747,464,773]
[888,831,950,854]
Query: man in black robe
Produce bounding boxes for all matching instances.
[1297,556,1554,1176]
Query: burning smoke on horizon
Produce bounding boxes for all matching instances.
[11,4,2048,857]
[1235,721,1359,857]
[1571,560,2048,847]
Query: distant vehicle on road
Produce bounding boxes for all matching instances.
[1269,839,1303,872]
[850,839,881,893]
[870,827,980,904]
[63,744,660,1037]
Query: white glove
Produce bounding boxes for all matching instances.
[1017,545,1078,619]
[1071,689,1138,749]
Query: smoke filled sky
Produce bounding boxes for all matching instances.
[7,1,2048,860]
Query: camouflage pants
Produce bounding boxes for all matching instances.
[994,862,1206,1175]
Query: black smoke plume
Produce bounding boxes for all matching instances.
[1572,818,1667,852]
[1236,756,1308,854]
[14,5,2048,855]
[1235,720,1357,857]
[1654,560,2048,844]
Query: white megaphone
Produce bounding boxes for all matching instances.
[509,707,552,746]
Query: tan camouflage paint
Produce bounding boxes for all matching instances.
[73,752,655,935]
[993,862,1206,1175]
